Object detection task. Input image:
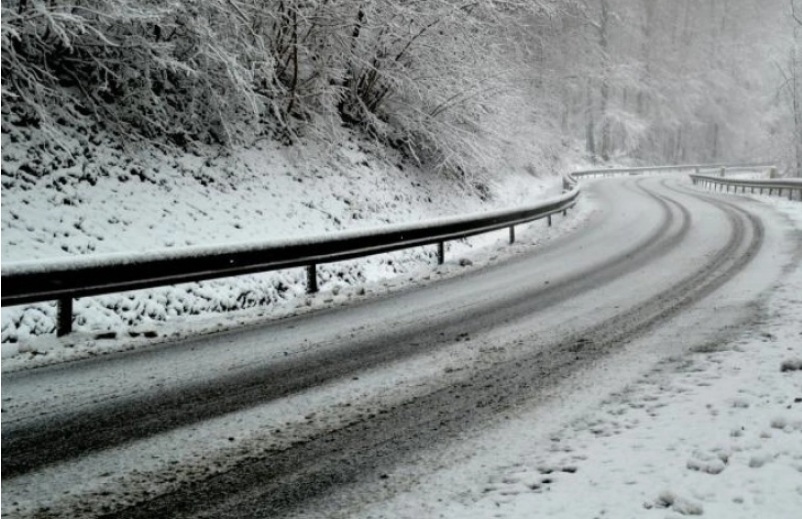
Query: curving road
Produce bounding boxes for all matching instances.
[1,176,795,518]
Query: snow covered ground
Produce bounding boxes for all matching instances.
[4,118,799,518]
[344,190,802,519]
[1,123,581,361]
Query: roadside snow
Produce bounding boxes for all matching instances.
[1,123,588,366]
[0,199,595,371]
[353,190,802,519]
[3,176,795,518]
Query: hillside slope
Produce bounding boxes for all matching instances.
[1,122,584,358]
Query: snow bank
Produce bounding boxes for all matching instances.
[1,121,580,362]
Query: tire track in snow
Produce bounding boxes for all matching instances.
[2,179,681,479]
[95,179,766,519]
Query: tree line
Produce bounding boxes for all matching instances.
[2,0,799,176]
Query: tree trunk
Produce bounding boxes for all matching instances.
[711,123,720,161]
[794,49,802,177]
[794,21,802,177]
[637,0,655,117]
[585,79,596,158]
[599,0,611,161]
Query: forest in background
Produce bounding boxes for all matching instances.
[2,0,801,177]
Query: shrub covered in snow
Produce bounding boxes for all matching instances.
[1,0,542,176]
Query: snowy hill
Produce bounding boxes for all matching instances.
[1,121,583,360]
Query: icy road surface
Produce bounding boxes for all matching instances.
[1,176,798,518]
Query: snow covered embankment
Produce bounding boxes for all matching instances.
[1,125,586,365]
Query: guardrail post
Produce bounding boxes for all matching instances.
[306,264,318,294]
[437,241,445,265]
[509,226,515,244]
[57,297,73,337]
[547,215,552,227]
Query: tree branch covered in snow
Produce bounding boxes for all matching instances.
[1,0,798,174]
[1,0,550,175]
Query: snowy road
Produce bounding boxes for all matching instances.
[1,176,795,518]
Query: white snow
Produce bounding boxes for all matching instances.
[1,133,599,372]
[2,175,798,519]
[1,187,578,276]
[2,123,582,360]
[4,117,800,518]
[334,185,802,519]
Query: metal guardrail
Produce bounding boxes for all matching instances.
[690,173,802,201]
[0,162,777,337]
[572,162,773,178]
[2,183,580,336]
[560,163,773,190]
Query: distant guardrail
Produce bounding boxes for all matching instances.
[0,162,776,336]
[690,173,802,201]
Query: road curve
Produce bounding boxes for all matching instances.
[1,176,794,519]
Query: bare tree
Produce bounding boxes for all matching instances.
[791,0,802,175]
[1,0,794,174]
